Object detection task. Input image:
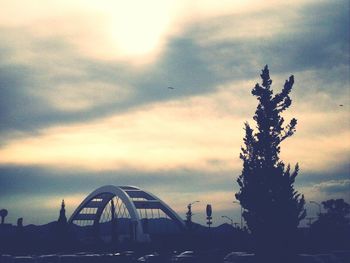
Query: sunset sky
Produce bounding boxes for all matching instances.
[0,0,349,227]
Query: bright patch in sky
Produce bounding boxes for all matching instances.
[0,0,349,226]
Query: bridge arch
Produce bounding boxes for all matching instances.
[69,185,185,243]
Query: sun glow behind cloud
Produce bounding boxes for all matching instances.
[0,0,348,226]
[0,0,319,64]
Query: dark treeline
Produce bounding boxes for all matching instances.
[0,201,349,257]
[0,220,250,255]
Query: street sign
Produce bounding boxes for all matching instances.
[206,204,212,217]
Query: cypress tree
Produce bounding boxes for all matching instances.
[235,65,306,261]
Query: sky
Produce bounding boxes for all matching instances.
[0,0,349,227]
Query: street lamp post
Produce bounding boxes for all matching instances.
[186,200,200,226]
[309,201,322,215]
[221,215,234,226]
[188,201,200,211]
[233,201,243,229]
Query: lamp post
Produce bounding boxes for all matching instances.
[188,201,200,210]
[233,201,243,229]
[221,215,234,226]
[309,201,322,215]
[186,200,200,226]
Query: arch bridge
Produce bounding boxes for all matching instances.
[69,185,185,243]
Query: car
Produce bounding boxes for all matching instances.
[113,251,137,263]
[223,251,255,263]
[13,256,37,263]
[37,254,60,263]
[137,252,167,262]
[171,251,200,263]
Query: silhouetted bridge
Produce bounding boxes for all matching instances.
[69,185,185,243]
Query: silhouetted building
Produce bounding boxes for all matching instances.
[17,218,23,228]
[58,200,67,225]
[0,209,8,225]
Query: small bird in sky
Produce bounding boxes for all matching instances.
[339,104,343,107]
[168,86,175,90]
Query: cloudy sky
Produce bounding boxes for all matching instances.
[0,0,349,227]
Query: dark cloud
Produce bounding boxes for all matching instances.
[0,64,44,130]
[0,35,220,137]
[295,165,350,203]
[192,0,349,79]
[295,164,350,186]
[131,37,220,101]
[0,165,235,223]
[0,0,348,139]
[0,165,233,198]
[0,1,349,226]
[316,180,350,195]
[1,163,348,225]
[1,163,348,205]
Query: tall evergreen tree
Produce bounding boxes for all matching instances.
[235,65,306,261]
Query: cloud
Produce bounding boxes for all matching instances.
[1,1,322,62]
[298,176,350,205]
[0,164,237,225]
[1,163,347,226]
[0,165,234,197]
[0,0,349,226]
[0,30,224,136]
[191,0,349,80]
[0,75,348,174]
[0,0,348,138]
[312,179,350,195]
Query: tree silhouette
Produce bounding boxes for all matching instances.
[235,65,306,261]
[311,199,350,250]
[321,199,350,222]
